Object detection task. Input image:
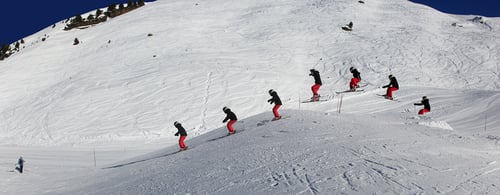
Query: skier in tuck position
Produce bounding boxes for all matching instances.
[309,69,322,101]
[174,121,188,151]
[222,107,238,135]
[414,96,431,115]
[267,89,282,121]
[349,67,361,91]
[382,74,399,100]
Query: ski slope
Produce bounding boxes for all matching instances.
[0,0,499,194]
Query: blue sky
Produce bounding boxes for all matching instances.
[1,0,499,45]
[410,0,500,17]
[1,0,154,45]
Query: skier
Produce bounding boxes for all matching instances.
[15,156,24,173]
[309,69,322,101]
[174,121,188,151]
[267,89,282,120]
[222,107,238,135]
[349,67,361,91]
[342,21,353,31]
[414,96,431,115]
[382,74,399,100]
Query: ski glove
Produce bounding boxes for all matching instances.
[175,132,179,136]
[267,99,273,104]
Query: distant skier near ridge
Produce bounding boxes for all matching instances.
[174,121,188,151]
[349,67,361,91]
[15,156,25,173]
[309,69,322,101]
[414,96,431,115]
[382,74,399,100]
[222,107,238,135]
[267,89,282,121]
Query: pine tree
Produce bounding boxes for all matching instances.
[87,14,95,21]
[139,0,145,6]
[73,14,83,23]
[1,44,9,53]
[127,0,134,9]
[96,9,103,17]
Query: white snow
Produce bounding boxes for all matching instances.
[1,0,499,194]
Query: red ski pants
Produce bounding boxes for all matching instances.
[227,120,237,133]
[386,87,398,97]
[350,77,360,90]
[179,135,187,149]
[273,105,281,118]
[311,84,321,95]
[418,108,430,115]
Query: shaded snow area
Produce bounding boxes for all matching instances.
[1,0,499,194]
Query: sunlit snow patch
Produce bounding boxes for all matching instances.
[418,120,453,130]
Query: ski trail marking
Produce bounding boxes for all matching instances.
[305,174,320,195]
[201,72,213,129]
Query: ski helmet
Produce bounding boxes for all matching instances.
[174,121,180,126]
[388,74,394,79]
[269,89,275,94]
[349,67,354,71]
[223,106,229,112]
[310,69,315,72]
[422,96,427,100]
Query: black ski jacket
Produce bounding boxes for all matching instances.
[351,69,361,80]
[414,99,431,111]
[309,70,322,85]
[383,77,399,89]
[223,109,237,122]
[174,123,187,136]
[268,91,282,105]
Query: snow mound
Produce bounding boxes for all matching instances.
[418,120,453,130]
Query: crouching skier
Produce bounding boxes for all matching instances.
[309,69,322,101]
[267,89,282,121]
[349,67,361,91]
[174,121,188,151]
[222,107,238,135]
[414,96,431,115]
[382,74,399,100]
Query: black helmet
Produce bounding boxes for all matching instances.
[310,69,315,72]
[422,96,427,100]
[268,89,275,94]
[223,106,229,112]
[349,67,354,71]
[174,121,180,126]
[388,74,394,78]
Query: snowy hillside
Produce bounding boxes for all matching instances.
[1,0,499,194]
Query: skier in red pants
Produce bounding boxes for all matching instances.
[382,75,399,100]
[349,67,361,91]
[414,96,431,115]
[174,121,188,150]
[309,69,322,101]
[222,107,238,135]
[267,89,282,120]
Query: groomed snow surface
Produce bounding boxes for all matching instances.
[1,0,499,194]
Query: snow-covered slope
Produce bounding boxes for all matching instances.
[1,0,499,194]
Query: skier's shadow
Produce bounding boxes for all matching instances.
[102,150,181,169]
[257,120,270,126]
